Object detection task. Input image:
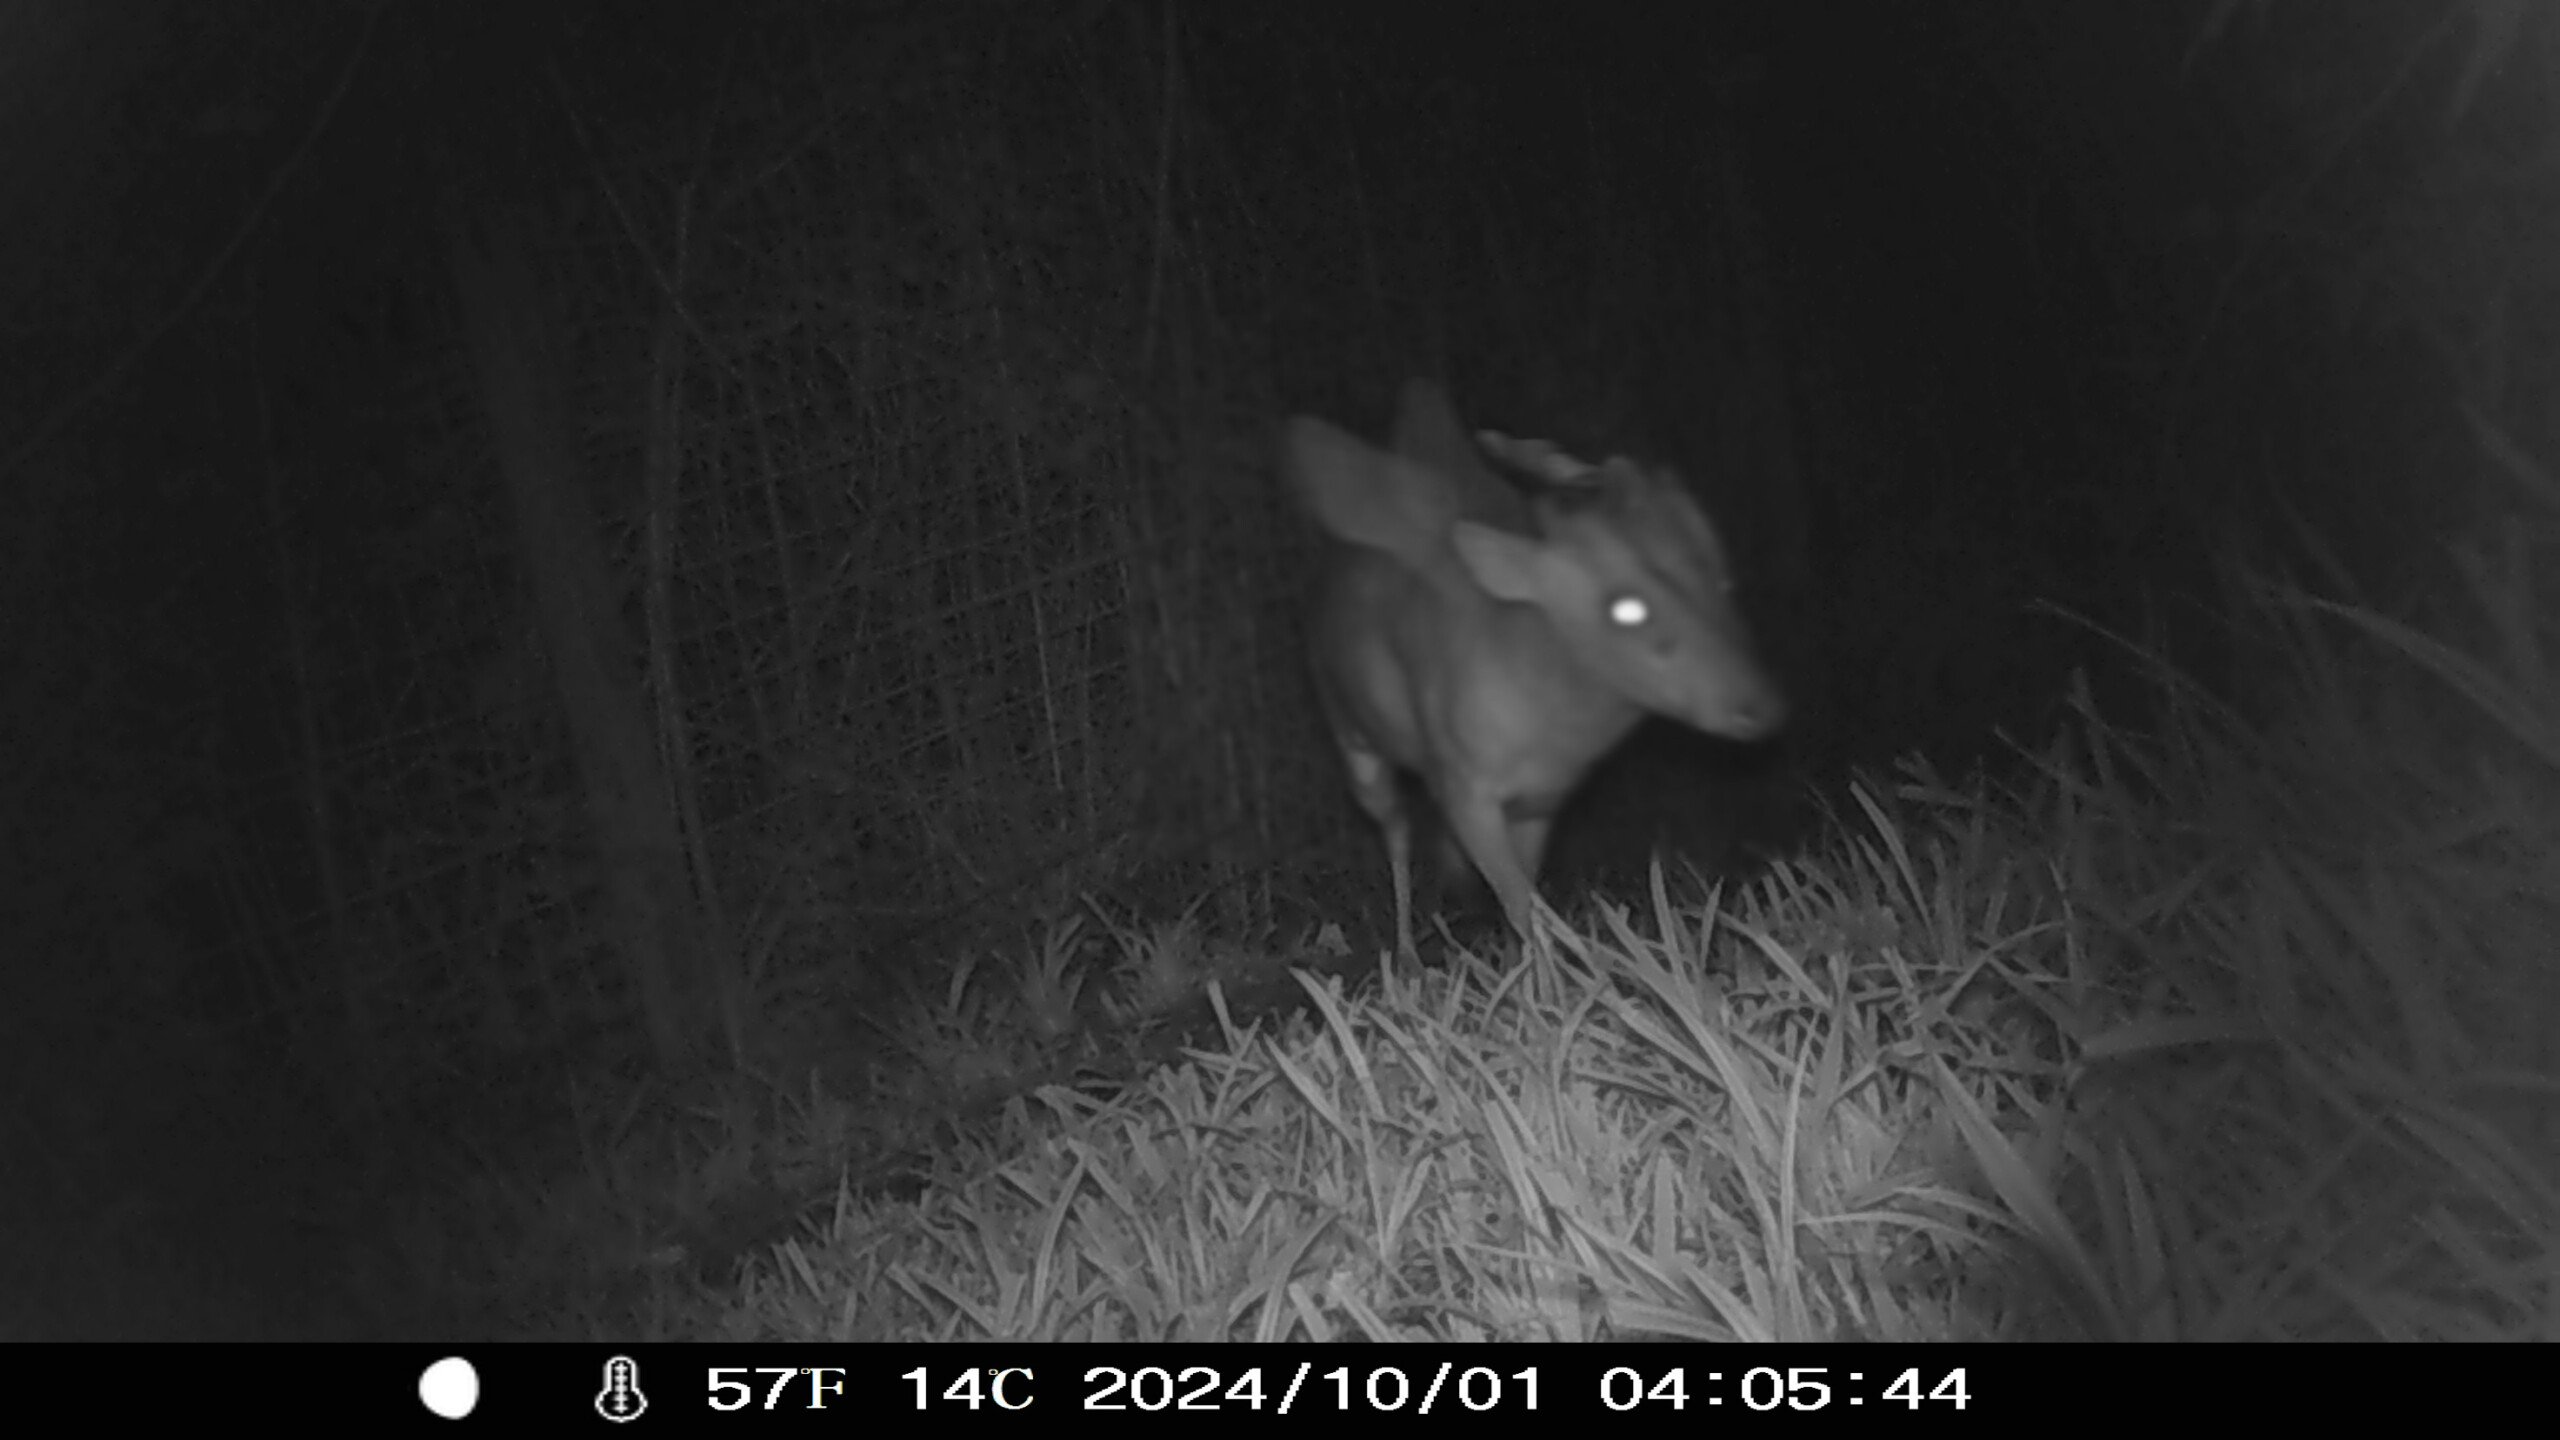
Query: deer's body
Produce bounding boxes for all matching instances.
[1284,379,1783,957]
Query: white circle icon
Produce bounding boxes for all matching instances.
[419,1357,480,1419]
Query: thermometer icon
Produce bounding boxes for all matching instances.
[596,1355,648,1423]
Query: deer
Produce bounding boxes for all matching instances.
[1282,379,1784,959]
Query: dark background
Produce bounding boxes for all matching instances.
[0,0,2541,1337]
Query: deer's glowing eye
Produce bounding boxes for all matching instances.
[1609,595,1650,627]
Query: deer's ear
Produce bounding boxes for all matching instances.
[1284,417,1462,564]
[1449,519,1552,604]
